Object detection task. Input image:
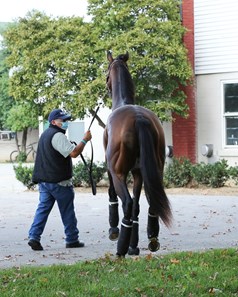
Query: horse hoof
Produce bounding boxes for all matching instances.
[148,238,160,252]
[109,227,119,241]
[128,246,140,256]
[116,253,125,259]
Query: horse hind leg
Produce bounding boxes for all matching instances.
[147,211,160,252]
[128,168,142,256]
[117,216,133,257]
[127,200,140,256]
[108,171,120,241]
[112,175,133,257]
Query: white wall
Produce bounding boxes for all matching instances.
[194,0,238,74]
[196,72,238,166]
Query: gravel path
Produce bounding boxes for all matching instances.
[0,164,237,269]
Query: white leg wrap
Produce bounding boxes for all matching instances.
[121,222,133,228]
[148,213,158,218]
[109,201,119,206]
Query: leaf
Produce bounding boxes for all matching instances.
[146,253,153,260]
[208,287,223,294]
[170,258,180,264]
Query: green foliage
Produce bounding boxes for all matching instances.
[0,45,15,130]
[0,249,237,296]
[16,152,27,163]
[164,158,234,188]
[6,103,38,132]
[72,160,106,187]
[0,23,38,132]
[192,159,230,188]
[1,1,192,125]
[229,166,238,185]
[12,156,238,190]
[88,0,192,120]
[164,157,193,187]
[2,11,103,121]
[13,163,34,189]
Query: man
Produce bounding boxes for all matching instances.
[28,108,92,251]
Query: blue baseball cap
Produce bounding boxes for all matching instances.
[48,109,71,122]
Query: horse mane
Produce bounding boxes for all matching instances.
[110,54,135,105]
[117,60,135,104]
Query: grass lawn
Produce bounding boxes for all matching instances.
[0,248,237,297]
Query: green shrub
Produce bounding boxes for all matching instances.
[229,166,238,185]
[164,158,233,188]
[192,159,230,188]
[13,157,237,190]
[17,151,27,162]
[164,157,193,188]
[192,162,212,186]
[72,160,107,187]
[13,163,34,189]
[206,159,230,187]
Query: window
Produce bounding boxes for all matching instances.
[223,82,238,146]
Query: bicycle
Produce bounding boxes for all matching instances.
[10,142,38,163]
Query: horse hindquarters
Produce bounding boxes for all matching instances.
[105,134,134,256]
[135,117,172,229]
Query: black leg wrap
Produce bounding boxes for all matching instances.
[128,219,140,255]
[109,202,119,228]
[108,200,119,241]
[147,214,160,252]
[147,214,159,239]
[116,218,132,256]
[128,246,140,256]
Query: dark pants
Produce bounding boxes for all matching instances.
[28,182,79,244]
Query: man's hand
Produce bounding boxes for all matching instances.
[83,130,92,142]
[70,130,92,158]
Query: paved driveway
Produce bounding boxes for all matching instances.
[0,164,237,269]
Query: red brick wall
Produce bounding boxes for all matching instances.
[172,0,197,163]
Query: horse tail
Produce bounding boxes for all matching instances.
[135,118,172,228]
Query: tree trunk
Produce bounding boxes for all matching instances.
[21,127,28,153]
[14,132,20,152]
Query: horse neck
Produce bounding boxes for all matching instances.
[111,66,135,110]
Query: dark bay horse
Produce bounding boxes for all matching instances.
[103,51,172,257]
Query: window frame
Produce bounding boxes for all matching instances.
[222,80,238,148]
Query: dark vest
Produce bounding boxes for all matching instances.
[32,125,73,183]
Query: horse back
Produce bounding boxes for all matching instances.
[107,105,165,146]
[104,105,165,171]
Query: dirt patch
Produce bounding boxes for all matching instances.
[75,185,238,196]
[165,186,237,196]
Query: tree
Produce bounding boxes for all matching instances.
[0,47,15,129]
[2,11,105,122]
[6,103,38,154]
[1,24,38,152]
[87,0,192,121]
[2,0,192,131]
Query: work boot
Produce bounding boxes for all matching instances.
[28,239,43,251]
[66,240,85,248]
